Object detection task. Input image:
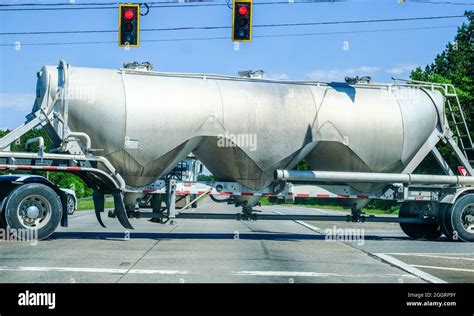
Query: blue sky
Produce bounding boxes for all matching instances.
[0,0,472,129]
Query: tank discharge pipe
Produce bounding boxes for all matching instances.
[25,137,45,150]
[66,132,91,151]
[274,170,474,186]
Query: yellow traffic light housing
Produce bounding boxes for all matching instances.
[232,0,252,42]
[119,3,140,47]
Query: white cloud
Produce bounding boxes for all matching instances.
[0,92,36,112]
[307,66,381,82]
[306,64,419,82]
[385,64,419,75]
[268,73,289,80]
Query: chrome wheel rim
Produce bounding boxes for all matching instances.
[460,204,474,233]
[17,195,52,229]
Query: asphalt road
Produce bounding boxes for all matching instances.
[0,199,473,283]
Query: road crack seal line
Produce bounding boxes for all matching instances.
[115,223,181,283]
[273,210,428,282]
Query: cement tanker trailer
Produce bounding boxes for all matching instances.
[1,60,474,242]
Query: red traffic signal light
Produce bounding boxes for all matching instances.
[118,4,140,47]
[232,0,252,42]
[238,5,248,15]
[124,9,135,20]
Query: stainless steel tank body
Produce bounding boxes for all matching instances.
[34,63,445,207]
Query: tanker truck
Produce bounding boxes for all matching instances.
[1,60,474,242]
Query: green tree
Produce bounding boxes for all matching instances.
[411,11,473,119]
[293,159,311,171]
[0,128,92,198]
[411,11,473,174]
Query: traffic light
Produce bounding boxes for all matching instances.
[119,3,140,47]
[232,0,252,42]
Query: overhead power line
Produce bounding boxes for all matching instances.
[0,4,224,11]
[0,1,137,5]
[0,0,472,6]
[0,0,472,11]
[0,1,344,11]
[0,1,275,5]
[0,25,458,47]
[409,1,474,5]
[0,15,467,36]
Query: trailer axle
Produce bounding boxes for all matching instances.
[123,211,432,224]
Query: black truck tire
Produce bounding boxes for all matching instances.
[399,202,442,240]
[3,183,62,240]
[450,194,474,242]
[439,204,457,241]
[0,199,6,229]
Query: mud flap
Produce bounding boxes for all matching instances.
[113,192,134,230]
[92,191,106,228]
[59,190,68,228]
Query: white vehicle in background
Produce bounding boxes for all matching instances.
[151,155,204,210]
[60,188,77,215]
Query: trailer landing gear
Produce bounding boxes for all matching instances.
[236,206,258,221]
[350,208,366,223]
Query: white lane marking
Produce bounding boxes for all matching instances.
[312,208,334,215]
[372,253,446,283]
[0,265,416,279]
[410,265,474,273]
[235,270,415,279]
[389,254,474,261]
[294,220,321,233]
[273,207,334,215]
[387,252,474,256]
[272,211,321,232]
[0,266,188,275]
